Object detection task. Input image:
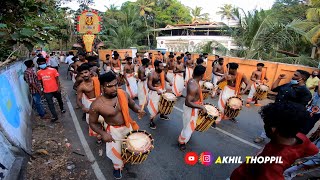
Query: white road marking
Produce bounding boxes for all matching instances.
[173,106,262,149]
[66,95,106,180]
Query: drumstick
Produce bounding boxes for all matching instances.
[114,138,142,141]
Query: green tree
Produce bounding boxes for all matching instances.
[136,0,155,48]
[0,0,71,62]
[217,4,236,25]
[190,6,210,22]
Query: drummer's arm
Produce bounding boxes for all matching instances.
[126,91,141,113]
[241,75,251,93]
[76,85,86,111]
[89,103,106,136]
[217,76,226,84]
[251,71,259,83]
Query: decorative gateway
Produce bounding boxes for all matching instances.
[75,9,102,52]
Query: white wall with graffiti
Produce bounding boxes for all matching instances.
[0,61,32,151]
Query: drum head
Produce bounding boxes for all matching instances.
[204,104,220,117]
[163,92,177,101]
[203,82,214,89]
[228,97,243,109]
[126,132,152,153]
[258,84,269,91]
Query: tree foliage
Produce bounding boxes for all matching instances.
[0,0,71,62]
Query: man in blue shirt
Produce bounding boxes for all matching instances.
[254,70,312,143]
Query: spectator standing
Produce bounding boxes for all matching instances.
[24,60,47,119]
[37,57,65,122]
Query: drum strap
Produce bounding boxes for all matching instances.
[198,83,203,103]
[117,89,139,130]
[235,73,243,96]
[160,72,165,89]
[92,77,101,97]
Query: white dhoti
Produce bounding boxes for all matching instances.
[82,94,104,136]
[178,104,199,144]
[72,73,76,83]
[172,73,184,97]
[218,85,236,122]
[185,67,194,84]
[138,80,148,107]
[125,73,138,98]
[166,70,174,90]
[105,124,132,170]
[147,88,163,118]
[211,73,222,86]
[246,83,258,103]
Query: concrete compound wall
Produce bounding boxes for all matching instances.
[0,60,32,179]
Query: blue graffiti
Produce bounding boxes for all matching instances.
[0,75,20,128]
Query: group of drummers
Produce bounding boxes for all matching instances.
[70,51,273,179]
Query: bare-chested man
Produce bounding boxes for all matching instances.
[217,63,250,123]
[185,53,195,83]
[123,57,138,98]
[178,65,208,151]
[133,53,141,73]
[103,54,111,73]
[111,53,121,73]
[166,54,175,90]
[172,56,185,97]
[147,60,172,129]
[246,63,269,107]
[149,52,154,70]
[137,58,150,107]
[76,63,103,141]
[89,72,144,179]
[212,57,225,86]
[74,52,87,73]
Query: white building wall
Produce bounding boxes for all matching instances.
[156,36,238,53]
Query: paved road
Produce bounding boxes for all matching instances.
[59,64,270,180]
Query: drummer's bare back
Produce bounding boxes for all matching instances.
[124,64,135,74]
[186,59,194,68]
[252,70,263,81]
[149,71,161,88]
[112,59,120,68]
[187,79,202,102]
[78,80,96,99]
[167,60,175,70]
[214,64,224,74]
[90,95,126,126]
[175,62,185,72]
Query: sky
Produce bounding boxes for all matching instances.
[62,0,275,22]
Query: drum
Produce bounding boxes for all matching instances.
[202,82,214,99]
[114,69,125,86]
[158,92,177,115]
[253,84,269,100]
[121,130,154,164]
[195,104,221,132]
[224,97,243,119]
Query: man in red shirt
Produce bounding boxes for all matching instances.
[231,102,319,180]
[37,57,65,122]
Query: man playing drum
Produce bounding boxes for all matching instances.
[103,54,112,73]
[172,56,185,97]
[246,63,269,107]
[147,60,173,130]
[76,63,103,142]
[178,65,208,151]
[166,55,175,90]
[89,72,145,179]
[123,57,138,99]
[216,63,250,123]
[137,58,150,108]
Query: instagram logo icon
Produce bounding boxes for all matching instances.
[199,151,213,166]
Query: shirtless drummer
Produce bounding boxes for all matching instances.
[89,72,145,179]
[147,60,173,129]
